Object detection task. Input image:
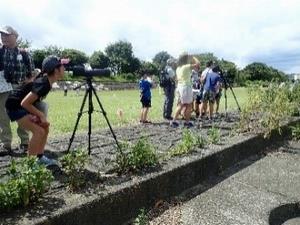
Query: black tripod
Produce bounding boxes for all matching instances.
[67,77,122,155]
[220,72,241,117]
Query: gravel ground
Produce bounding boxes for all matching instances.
[0,112,269,225]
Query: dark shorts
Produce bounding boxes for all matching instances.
[196,94,202,104]
[6,108,29,121]
[141,97,151,108]
[203,90,216,103]
[215,91,222,101]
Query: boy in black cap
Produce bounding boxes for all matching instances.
[5,55,68,166]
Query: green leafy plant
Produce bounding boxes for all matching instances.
[291,124,300,141]
[0,157,53,211]
[207,126,221,144]
[133,208,149,225]
[115,137,159,173]
[196,134,207,148]
[238,83,295,138]
[169,129,206,157]
[60,149,89,190]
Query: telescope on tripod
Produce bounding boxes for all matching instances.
[66,65,122,155]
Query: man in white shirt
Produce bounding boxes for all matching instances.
[163,58,176,120]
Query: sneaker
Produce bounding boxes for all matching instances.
[38,155,59,167]
[170,121,179,128]
[164,116,173,120]
[0,146,12,156]
[184,121,194,128]
[19,144,28,153]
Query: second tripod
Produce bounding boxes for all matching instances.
[67,77,121,155]
[220,71,241,117]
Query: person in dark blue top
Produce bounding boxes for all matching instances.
[200,65,221,120]
[139,73,153,123]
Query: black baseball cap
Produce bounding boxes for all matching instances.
[42,55,69,73]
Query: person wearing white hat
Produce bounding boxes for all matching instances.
[0,25,34,154]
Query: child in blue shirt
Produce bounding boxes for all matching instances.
[139,73,153,123]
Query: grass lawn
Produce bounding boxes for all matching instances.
[11,87,248,139]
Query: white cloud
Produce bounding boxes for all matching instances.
[1,0,300,72]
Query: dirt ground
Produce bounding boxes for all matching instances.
[0,112,253,224]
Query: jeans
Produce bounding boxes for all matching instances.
[163,84,175,119]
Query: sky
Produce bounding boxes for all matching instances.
[1,0,300,73]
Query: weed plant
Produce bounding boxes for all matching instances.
[0,157,53,210]
[60,149,89,191]
[115,137,159,173]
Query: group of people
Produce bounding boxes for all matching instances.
[0,25,66,166]
[0,24,223,167]
[139,53,223,128]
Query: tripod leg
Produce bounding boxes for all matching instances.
[67,89,88,153]
[224,89,228,117]
[229,86,241,112]
[91,87,123,155]
[88,87,93,155]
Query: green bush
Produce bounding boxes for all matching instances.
[238,83,295,138]
[207,126,221,144]
[120,73,138,81]
[288,83,300,116]
[133,208,149,225]
[291,124,300,141]
[169,129,206,157]
[60,149,89,191]
[0,157,53,211]
[115,137,159,173]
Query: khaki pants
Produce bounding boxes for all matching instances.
[0,91,48,149]
[0,92,13,148]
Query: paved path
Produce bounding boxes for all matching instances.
[151,141,300,225]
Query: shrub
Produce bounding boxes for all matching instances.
[169,129,206,157]
[207,126,221,144]
[0,157,53,211]
[291,124,300,141]
[133,208,149,225]
[60,149,89,191]
[238,83,295,138]
[115,137,159,173]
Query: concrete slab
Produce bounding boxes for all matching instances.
[179,142,300,225]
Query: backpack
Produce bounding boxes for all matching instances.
[159,68,171,88]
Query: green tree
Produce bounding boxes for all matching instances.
[89,50,110,69]
[44,45,63,57]
[17,38,31,49]
[139,61,159,75]
[61,48,88,66]
[194,52,218,70]
[219,59,238,84]
[152,51,172,69]
[31,49,48,69]
[105,40,138,74]
[241,62,286,82]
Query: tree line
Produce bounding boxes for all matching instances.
[20,39,288,84]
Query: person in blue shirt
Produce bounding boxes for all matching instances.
[139,73,153,123]
[200,65,221,120]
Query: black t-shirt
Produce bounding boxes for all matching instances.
[5,76,51,110]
